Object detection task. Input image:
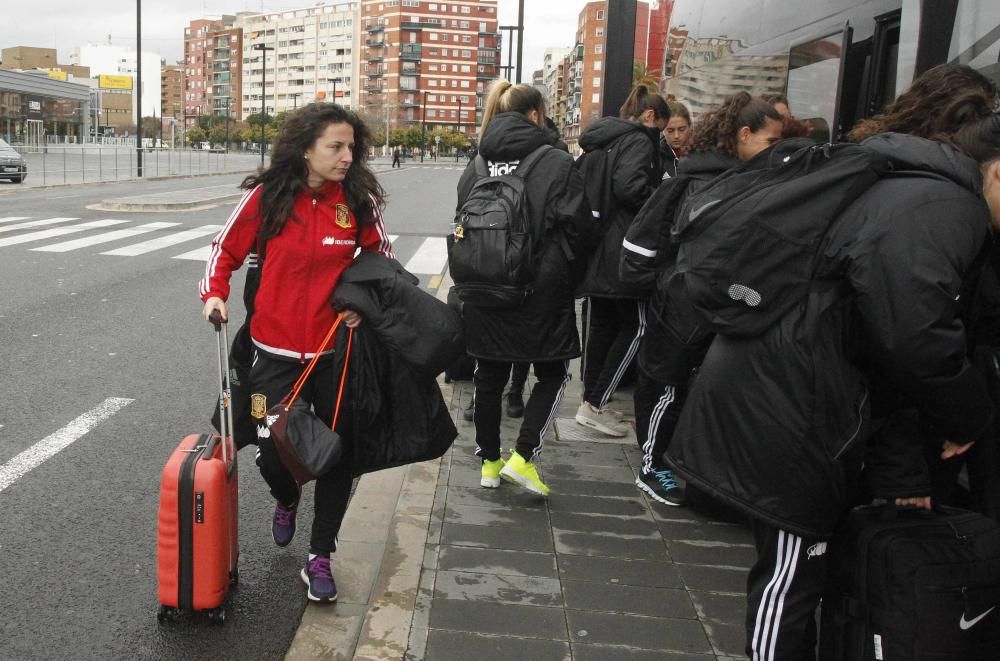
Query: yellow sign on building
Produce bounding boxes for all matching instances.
[99,74,133,90]
[46,70,68,81]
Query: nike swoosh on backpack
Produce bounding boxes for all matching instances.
[689,199,721,221]
[959,606,996,630]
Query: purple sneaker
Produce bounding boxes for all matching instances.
[300,555,337,603]
[271,501,298,547]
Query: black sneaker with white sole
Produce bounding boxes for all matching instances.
[636,469,685,507]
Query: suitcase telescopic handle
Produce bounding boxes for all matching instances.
[211,314,235,467]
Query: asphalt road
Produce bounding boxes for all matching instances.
[0,162,462,659]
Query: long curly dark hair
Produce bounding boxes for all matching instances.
[242,103,386,240]
[847,64,998,144]
[690,91,782,158]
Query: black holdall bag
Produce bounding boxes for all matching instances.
[448,145,552,308]
[670,140,889,337]
[265,317,352,487]
[819,503,1000,661]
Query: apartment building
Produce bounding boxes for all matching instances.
[185,18,226,126]
[161,64,184,123]
[237,2,361,119]
[541,47,570,111]
[553,1,666,150]
[359,0,501,137]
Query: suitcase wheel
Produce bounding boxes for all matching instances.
[230,567,239,586]
[157,605,177,623]
[206,607,226,625]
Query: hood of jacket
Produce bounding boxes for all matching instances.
[478,112,555,162]
[863,132,982,194]
[677,148,741,179]
[579,116,655,151]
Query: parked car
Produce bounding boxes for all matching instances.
[0,139,27,183]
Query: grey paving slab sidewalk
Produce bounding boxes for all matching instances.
[408,366,754,661]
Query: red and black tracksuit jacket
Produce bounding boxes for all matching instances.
[199,182,394,359]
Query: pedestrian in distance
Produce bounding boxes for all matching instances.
[199,102,395,604]
[452,79,594,496]
[666,64,999,660]
[622,92,783,508]
[576,84,671,438]
[391,148,401,168]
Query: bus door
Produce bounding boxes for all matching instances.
[786,22,854,142]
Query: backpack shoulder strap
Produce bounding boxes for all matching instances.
[473,154,489,179]
[513,145,554,180]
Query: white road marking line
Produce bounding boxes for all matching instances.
[404,236,449,274]
[0,397,134,493]
[0,219,128,248]
[0,218,79,234]
[0,216,31,224]
[172,245,213,261]
[102,224,223,256]
[31,222,180,252]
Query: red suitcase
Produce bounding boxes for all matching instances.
[157,318,239,623]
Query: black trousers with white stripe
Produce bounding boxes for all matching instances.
[582,298,646,408]
[473,359,569,462]
[746,519,827,661]
[633,371,685,476]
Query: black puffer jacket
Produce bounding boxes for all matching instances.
[667,133,995,539]
[622,150,741,383]
[455,112,593,361]
[577,117,662,299]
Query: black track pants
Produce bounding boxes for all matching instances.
[633,371,686,476]
[582,298,646,407]
[250,350,352,556]
[474,359,570,462]
[745,519,827,661]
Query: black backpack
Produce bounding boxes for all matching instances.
[449,145,552,308]
[670,140,889,336]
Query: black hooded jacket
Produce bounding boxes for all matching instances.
[577,116,662,299]
[667,133,995,539]
[454,112,594,361]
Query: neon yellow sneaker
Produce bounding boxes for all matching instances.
[499,451,550,496]
[480,458,505,488]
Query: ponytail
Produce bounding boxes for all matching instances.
[619,84,670,122]
[690,91,782,158]
[954,114,1000,166]
[480,78,545,134]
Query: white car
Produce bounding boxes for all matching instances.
[0,139,27,183]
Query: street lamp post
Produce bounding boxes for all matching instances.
[291,92,301,109]
[224,96,231,153]
[420,90,428,163]
[456,98,462,161]
[328,78,340,104]
[252,42,275,166]
[136,0,143,176]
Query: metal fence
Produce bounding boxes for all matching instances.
[16,147,265,188]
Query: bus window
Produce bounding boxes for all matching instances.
[786,28,851,139]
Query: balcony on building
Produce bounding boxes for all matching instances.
[400,63,420,76]
[400,45,422,61]
[399,81,419,92]
[365,84,383,93]
[477,65,499,80]
[367,65,384,78]
[366,38,385,48]
[367,53,384,63]
[400,97,420,108]
[366,21,385,33]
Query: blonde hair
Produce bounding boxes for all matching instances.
[480,79,546,134]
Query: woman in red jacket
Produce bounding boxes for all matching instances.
[200,103,394,604]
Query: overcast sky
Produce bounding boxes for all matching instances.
[0,0,585,77]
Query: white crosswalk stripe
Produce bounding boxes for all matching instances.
[404,236,448,274]
[0,218,79,234]
[32,222,181,252]
[102,224,223,256]
[0,218,450,279]
[0,219,129,248]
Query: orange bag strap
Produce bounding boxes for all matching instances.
[332,327,353,430]
[282,313,344,410]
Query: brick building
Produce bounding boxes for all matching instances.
[161,64,184,124]
[359,0,501,139]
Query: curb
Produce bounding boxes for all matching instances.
[95,193,244,212]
